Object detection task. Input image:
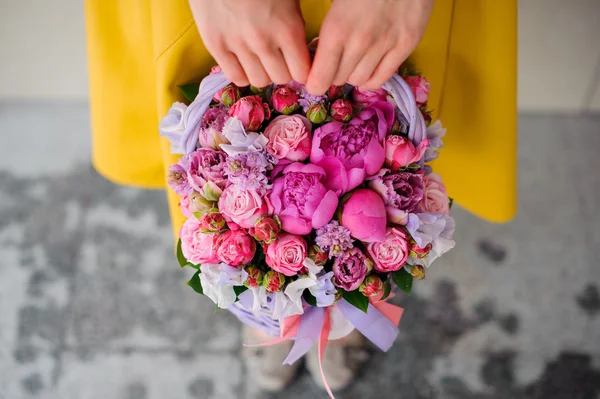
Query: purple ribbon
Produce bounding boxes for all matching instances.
[337,300,399,352]
[282,306,325,365]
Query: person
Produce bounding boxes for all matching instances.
[86,0,517,393]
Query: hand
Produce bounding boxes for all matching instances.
[306,0,434,94]
[190,0,310,87]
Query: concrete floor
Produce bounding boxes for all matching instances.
[0,103,599,399]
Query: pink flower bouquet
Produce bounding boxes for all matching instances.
[160,64,455,397]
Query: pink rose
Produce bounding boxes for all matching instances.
[271,87,300,114]
[228,95,270,131]
[198,107,230,150]
[180,195,193,218]
[265,233,307,277]
[367,227,410,273]
[332,248,369,291]
[341,189,387,243]
[404,76,430,107]
[311,102,394,195]
[330,99,353,122]
[352,87,388,107]
[214,229,256,267]
[218,186,268,229]
[180,218,218,265]
[359,275,385,297]
[269,163,338,235]
[418,173,450,214]
[384,135,430,171]
[264,115,312,161]
[251,217,280,244]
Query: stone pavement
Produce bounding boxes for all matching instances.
[0,103,599,399]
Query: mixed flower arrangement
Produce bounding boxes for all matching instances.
[160,63,455,395]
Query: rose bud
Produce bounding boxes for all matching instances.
[271,87,300,115]
[404,75,430,108]
[199,211,226,233]
[250,85,266,94]
[308,245,329,266]
[263,270,286,293]
[408,265,426,280]
[244,266,264,288]
[220,84,241,107]
[330,99,353,122]
[409,240,432,259]
[384,135,430,171]
[229,95,270,131]
[359,275,385,297]
[253,217,280,244]
[306,103,328,124]
[327,85,343,100]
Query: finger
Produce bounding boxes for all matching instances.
[347,43,388,88]
[306,24,344,95]
[331,41,369,87]
[234,46,272,88]
[360,47,409,90]
[211,49,249,86]
[257,48,292,85]
[279,27,311,84]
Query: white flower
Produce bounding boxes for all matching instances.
[159,102,188,154]
[271,291,304,321]
[303,258,323,279]
[284,277,318,313]
[220,117,269,156]
[424,120,446,162]
[200,263,242,309]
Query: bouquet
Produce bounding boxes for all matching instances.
[160,64,455,397]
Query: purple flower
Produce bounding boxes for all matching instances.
[167,163,191,195]
[224,150,273,194]
[180,148,228,200]
[406,213,456,268]
[332,248,369,292]
[310,102,395,195]
[308,271,337,307]
[298,88,327,112]
[315,221,354,258]
[369,169,424,225]
[424,120,446,163]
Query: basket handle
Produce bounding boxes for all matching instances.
[180,73,426,155]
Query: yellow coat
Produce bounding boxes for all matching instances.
[85,0,517,238]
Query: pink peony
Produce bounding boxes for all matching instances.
[384,135,430,171]
[180,218,219,265]
[269,163,338,235]
[332,248,369,291]
[311,102,394,195]
[418,173,450,214]
[265,233,307,277]
[218,186,268,229]
[214,229,256,267]
[198,107,230,150]
[404,76,430,107]
[183,149,228,201]
[264,115,312,162]
[367,227,410,273]
[330,99,353,122]
[228,95,270,131]
[368,169,424,225]
[271,87,300,114]
[341,189,387,243]
[352,87,388,107]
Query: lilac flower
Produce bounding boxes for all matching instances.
[406,213,456,268]
[369,169,424,225]
[315,221,354,257]
[167,163,191,195]
[308,272,337,307]
[298,88,327,112]
[224,150,273,194]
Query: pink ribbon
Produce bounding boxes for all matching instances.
[244,299,404,398]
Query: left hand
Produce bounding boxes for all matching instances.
[305,0,434,94]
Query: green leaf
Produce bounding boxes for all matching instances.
[184,262,199,270]
[343,290,369,313]
[303,291,317,307]
[381,279,392,301]
[392,269,413,296]
[179,83,200,102]
[176,239,187,268]
[233,286,248,299]
[449,197,454,209]
[186,270,204,295]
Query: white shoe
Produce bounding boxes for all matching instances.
[306,329,370,392]
[242,325,301,392]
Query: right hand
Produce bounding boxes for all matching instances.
[190,0,310,87]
